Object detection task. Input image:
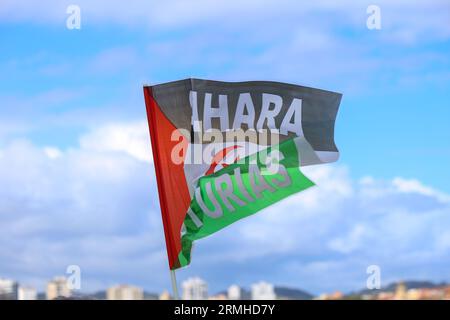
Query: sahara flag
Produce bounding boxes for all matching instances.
[143,79,341,270]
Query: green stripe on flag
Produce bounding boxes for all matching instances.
[177,138,315,269]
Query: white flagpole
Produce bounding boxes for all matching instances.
[170,269,180,300]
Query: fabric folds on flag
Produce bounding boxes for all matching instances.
[144,79,342,270]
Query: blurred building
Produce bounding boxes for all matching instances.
[406,288,421,300]
[228,284,241,300]
[0,278,18,300]
[377,291,394,300]
[182,277,208,300]
[106,285,143,300]
[409,287,446,300]
[159,289,171,300]
[47,276,72,300]
[316,291,344,300]
[251,281,276,300]
[18,286,37,300]
[394,282,407,300]
[443,286,450,299]
[209,293,227,300]
[363,283,450,300]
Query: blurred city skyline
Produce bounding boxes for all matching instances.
[2,274,449,300]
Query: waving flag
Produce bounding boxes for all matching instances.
[144,79,341,270]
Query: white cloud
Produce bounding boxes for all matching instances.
[188,159,450,293]
[0,129,162,292]
[1,0,449,46]
[2,0,448,104]
[43,146,62,159]
[79,121,153,163]
[0,1,446,30]
[392,177,450,203]
[328,225,366,254]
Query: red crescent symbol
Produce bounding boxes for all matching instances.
[205,145,240,175]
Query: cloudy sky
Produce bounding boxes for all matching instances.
[0,0,449,295]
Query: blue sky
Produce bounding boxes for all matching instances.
[0,0,449,295]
